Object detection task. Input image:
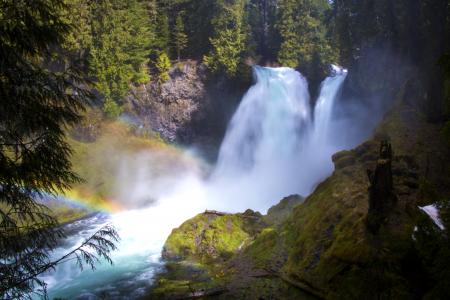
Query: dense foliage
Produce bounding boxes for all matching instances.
[0,0,118,298]
[60,0,340,109]
[58,0,449,113]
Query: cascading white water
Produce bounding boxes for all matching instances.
[43,65,352,299]
[313,66,348,144]
[214,67,311,175]
[208,65,347,213]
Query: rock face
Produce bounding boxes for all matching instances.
[126,61,210,143]
[125,61,247,153]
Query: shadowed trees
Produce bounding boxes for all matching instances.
[0,0,118,298]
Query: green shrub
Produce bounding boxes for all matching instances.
[103,97,123,119]
[156,52,171,83]
[133,69,150,85]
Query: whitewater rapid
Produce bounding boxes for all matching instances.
[43,65,355,299]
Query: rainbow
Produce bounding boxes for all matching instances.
[58,189,123,214]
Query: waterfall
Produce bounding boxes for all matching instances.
[313,65,348,145]
[209,65,347,213]
[214,67,311,176]
[43,65,351,299]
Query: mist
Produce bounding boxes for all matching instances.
[113,64,386,214]
[44,64,388,298]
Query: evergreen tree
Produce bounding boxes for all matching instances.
[155,12,171,54]
[204,0,247,77]
[156,52,171,82]
[89,0,152,116]
[123,0,153,84]
[276,0,336,86]
[0,1,118,298]
[63,0,93,60]
[103,97,123,119]
[247,0,280,63]
[184,0,215,59]
[174,14,188,60]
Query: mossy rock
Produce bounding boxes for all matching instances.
[265,194,304,225]
[162,211,267,262]
[146,261,224,300]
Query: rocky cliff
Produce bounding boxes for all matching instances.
[126,61,209,143]
[125,61,247,158]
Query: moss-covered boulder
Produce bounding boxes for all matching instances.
[162,209,266,262]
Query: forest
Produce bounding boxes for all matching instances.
[56,0,450,119]
[1,0,450,299]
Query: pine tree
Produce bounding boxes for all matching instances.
[155,13,171,54]
[247,0,280,62]
[277,0,299,68]
[103,97,123,119]
[276,0,336,86]
[0,1,118,298]
[62,0,93,58]
[90,0,152,115]
[174,14,188,61]
[203,0,247,77]
[123,0,153,84]
[184,0,215,59]
[156,52,171,82]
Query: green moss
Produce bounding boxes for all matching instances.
[277,133,426,297]
[147,261,226,300]
[265,195,304,225]
[163,212,263,262]
[243,228,278,268]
